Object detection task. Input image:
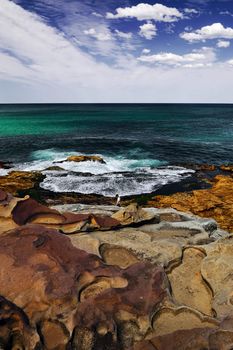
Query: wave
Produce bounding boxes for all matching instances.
[0,148,195,197]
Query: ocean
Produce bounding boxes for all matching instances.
[0,104,232,196]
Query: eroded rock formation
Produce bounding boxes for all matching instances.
[148,175,233,232]
[0,189,233,349]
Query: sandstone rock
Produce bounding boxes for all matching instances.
[149,175,233,232]
[74,262,167,349]
[0,296,40,349]
[69,234,101,256]
[112,203,159,226]
[0,224,168,349]
[0,190,28,234]
[133,328,233,350]
[40,320,70,350]
[152,306,218,337]
[91,228,183,268]
[65,155,106,164]
[201,234,233,319]
[11,197,120,233]
[0,171,45,196]
[168,247,213,316]
[100,244,139,269]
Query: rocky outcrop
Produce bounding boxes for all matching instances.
[1,189,233,348]
[64,155,106,164]
[112,203,159,226]
[148,175,233,232]
[0,171,45,196]
[0,224,167,349]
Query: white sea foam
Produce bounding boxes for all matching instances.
[5,149,195,197]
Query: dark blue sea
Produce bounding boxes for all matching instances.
[0,104,232,196]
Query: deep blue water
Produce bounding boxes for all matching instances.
[0,104,232,196]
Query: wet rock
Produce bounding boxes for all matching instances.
[0,161,13,169]
[65,155,106,164]
[44,166,65,172]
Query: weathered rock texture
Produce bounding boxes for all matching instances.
[149,175,233,232]
[0,224,167,349]
[0,171,45,196]
[0,190,233,349]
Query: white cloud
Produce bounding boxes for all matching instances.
[138,47,216,67]
[228,59,233,66]
[84,28,112,41]
[217,40,230,48]
[115,30,132,39]
[92,12,103,18]
[106,3,183,22]
[142,49,151,54]
[1,0,233,103]
[139,22,157,40]
[220,11,233,17]
[184,8,199,14]
[180,23,233,42]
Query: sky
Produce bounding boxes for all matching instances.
[1,0,233,103]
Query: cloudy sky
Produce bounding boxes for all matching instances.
[1,0,233,102]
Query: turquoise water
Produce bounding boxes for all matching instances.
[0,104,232,196]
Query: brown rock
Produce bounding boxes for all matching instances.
[220,164,233,172]
[66,155,106,164]
[12,198,120,233]
[0,171,45,196]
[0,190,28,234]
[0,296,40,349]
[40,320,70,350]
[149,175,233,232]
[112,203,159,226]
[0,224,168,349]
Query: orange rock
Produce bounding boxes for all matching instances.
[66,155,106,164]
[148,175,233,232]
[0,171,45,196]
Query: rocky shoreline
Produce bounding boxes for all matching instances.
[0,161,232,349]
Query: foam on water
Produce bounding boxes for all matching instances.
[41,167,194,196]
[1,148,195,197]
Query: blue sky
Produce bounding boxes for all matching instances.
[1,0,233,102]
